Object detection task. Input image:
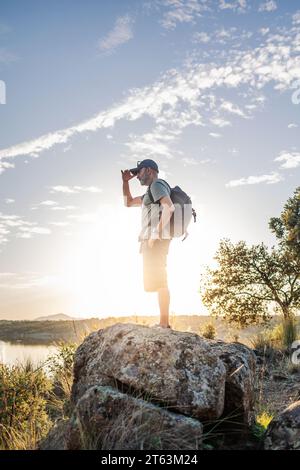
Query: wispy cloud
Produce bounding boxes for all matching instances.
[182,157,199,166]
[228,147,239,155]
[5,198,14,204]
[160,0,207,30]
[51,205,78,211]
[210,117,231,127]
[0,213,51,247]
[31,199,58,211]
[275,151,300,169]
[258,1,277,13]
[16,226,51,238]
[259,27,270,36]
[98,15,134,54]
[39,200,58,206]
[218,0,248,13]
[292,11,300,24]
[158,0,248,29]
[194,26,253,46]
[0,272,56,289]
[1,24,300,168]
[49,221,70,227]
[193,31,210,43]
[220,101,248,118]
[0,161,14,174]
[288,123,298,129]
[125,126,181,159]
[226,172,283,187]
[49,185,103,194]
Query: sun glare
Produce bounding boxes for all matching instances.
[58,203,216,318]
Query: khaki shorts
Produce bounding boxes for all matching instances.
[139,239,171,292]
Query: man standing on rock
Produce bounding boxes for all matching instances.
[121,159,175,329]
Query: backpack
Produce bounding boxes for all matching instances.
[148,180,197,240]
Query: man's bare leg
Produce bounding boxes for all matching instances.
[158,287,170,328]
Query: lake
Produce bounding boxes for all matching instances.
[0,340,58,367]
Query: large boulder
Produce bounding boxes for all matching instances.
[66,385,203,450]
[264,401,300,450]
[209,341,256,423]
[71,323,226,420]
[71,323,256,422]
[41,323,256,450]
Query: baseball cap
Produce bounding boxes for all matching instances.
[129,159,159,175]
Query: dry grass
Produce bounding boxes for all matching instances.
[74,397,202,450]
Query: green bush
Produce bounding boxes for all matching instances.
[0,361,52,450]
[251,318,299,354]
[0,342,77,449]
[201,323,216,340]
[252,411,273,441]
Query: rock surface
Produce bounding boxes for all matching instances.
[66,385,203,450]
[264,400,300,450]
[41,323,256,450]
[72,323,256,422]
[39,419,69,450]
[72,323,227,420]
[210,341,256,422]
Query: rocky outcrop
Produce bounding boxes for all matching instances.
[264,401,300,450]
[72,323,256,423]
[66,385,203,450]
[209,342,256,422]
[41,323,256,450]
[71,323,227,420]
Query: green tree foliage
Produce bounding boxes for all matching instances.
[201,190,300,327]
[269,186,300,254]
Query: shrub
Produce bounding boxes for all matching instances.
[201,323,216,340]
[252,411,273,441]
[0,361,52,450]
[0,342,77,449]
[250,331,274,355]
[46,343,76,419]
[251,318,299,355]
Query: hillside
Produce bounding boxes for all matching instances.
[34,313,82,322]
[0,314,290,345]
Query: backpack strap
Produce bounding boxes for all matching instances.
[147,179,171,204]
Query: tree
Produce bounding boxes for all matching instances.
[200,188,300,327]
[269,186,300,254]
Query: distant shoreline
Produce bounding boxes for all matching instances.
[0,315,218,345]
[0,314,289,346]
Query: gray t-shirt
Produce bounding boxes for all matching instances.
[139,179,171,241]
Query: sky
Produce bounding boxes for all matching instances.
[0,0,299,320]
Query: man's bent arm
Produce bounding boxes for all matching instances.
[123,180,132,206]
[156,196,175,236]
[123,180,142,207]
